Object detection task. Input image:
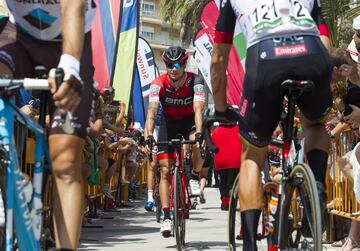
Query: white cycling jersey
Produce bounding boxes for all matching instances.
[6,0,96,41]
[229,0,320,47]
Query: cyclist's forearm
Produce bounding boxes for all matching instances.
[194,101,205,133]
[211,43,231,112]
[61,0,86,60]
[145,103,158,138]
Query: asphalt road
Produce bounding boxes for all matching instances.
[79,187,341,251]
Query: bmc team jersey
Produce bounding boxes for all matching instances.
[215,0,327,47]
[149,72,206,119]
[6,0,96,41]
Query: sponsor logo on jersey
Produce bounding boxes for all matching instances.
[165,96,192,106]
[274,44,308,57]
[23,8,57,30]
[239,96,248,117]
[194,84,205,101]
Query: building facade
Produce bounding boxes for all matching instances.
[140,0,186,75]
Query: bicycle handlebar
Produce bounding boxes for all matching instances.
[156,138,197,146]
[0,78,49,90]
[202,116,237,154]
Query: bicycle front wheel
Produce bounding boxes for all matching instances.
[0,160,6,250]
[154,182,162,223]
[173,167,185,251]
[228,173,240,251]
[288,163,322,251]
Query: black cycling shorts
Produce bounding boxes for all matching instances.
[0,21,94,139]
[238,35,332,148]
[157,115,195,160]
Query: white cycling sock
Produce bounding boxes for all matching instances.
[148,190,154,202]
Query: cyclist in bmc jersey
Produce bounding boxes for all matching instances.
[144,46,206,237]
[211,0,332,250]
[0,1,96,250]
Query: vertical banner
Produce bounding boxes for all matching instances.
[132,68,145,127]
[194,0,246,106]
[136,37,157,114]
[112,0,139,109]
[91,0,122,91]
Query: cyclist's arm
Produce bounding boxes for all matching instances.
[145,84,160,138]
[193,77,206,133]
[211,0,236,112]
[311,0,332,51]
[61,0,86,60]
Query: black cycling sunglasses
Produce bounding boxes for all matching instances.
[165,62,185,69]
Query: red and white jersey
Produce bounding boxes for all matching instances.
[149,72,206,119]
[7,0,96,41]
[228,0,319,47]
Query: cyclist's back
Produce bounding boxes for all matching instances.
[211,0,332,250]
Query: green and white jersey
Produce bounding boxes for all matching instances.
[229,0,319,47]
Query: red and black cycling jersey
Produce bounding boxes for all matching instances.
[149,72,205,119]
[215,0,330,46]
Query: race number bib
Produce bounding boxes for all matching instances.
[250,0,315,33]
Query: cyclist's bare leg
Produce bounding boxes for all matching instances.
[238,143,267,211]
[147,155,157,199]
[301,115,330,186]
[200,168,209,192]
[159,158,171,209]
[238,143,267,251]
[50,135,85,250]
[189,132,204,173]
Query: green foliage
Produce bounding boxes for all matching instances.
[321,0,360,47]
[160,0,209,45]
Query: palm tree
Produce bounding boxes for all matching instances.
[321,0,360,47]
[160,0,209,45]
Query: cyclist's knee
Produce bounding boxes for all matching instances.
[50,135,84,182]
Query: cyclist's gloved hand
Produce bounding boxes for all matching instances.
[49,54,83,113]
[215,105,241,123]
[195,132,203,144]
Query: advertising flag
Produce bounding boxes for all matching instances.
[91,0,122,91]
[112,0,139,110]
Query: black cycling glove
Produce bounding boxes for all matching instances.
[195,132,203,144]
[214,105,241,123]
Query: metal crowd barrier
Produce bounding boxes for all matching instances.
[327,129,360,241]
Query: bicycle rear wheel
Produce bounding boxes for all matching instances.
[287,163,322,250]
[228,174,240,251]
[173,167,185,251]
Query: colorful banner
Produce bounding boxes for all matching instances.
[136,37,157,114]
[91,0,122,91]
[112,0,139,110]
[132,68,145,127]
[194,0,246,106]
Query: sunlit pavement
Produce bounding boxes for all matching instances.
[79,187,339,251]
